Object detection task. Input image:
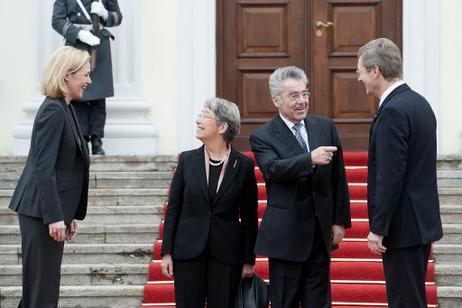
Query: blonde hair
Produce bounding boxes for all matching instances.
[41,46,90,98]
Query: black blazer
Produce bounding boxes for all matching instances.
[9,97,90,224]
[161,146,258,265]
[250,115,350,262]
[368,83,443,248]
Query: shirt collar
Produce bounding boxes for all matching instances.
[379,80,405,106]
[279,113,305,131]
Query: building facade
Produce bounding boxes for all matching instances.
[0,0,460,155]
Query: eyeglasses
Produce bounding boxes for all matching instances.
[285,90,310,103]
[197,113,217,121]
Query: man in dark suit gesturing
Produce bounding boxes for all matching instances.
[250,66,351,307]
[357,38,443,308]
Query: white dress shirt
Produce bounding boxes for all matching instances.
[279,113,310,152]
[379,80,405,107]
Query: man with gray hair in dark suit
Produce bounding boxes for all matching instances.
[250,66,351,307]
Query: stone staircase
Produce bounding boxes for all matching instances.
[0,155,176,308]
[434,155,462,308]
[1,154,461,307]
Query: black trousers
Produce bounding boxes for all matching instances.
[72,98,106,139]
[383,244,431,308]
[173,250,242,308]
[18,214,64,308]
[269,222,331,308]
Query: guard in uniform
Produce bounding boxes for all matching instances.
[52,0,122,155]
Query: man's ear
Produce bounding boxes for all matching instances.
[372,65,381,79]
[272,95,281,108]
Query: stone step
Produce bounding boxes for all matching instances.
[438,170,462,187]
[0,205,163,225]
[0,285,143,308]
[0,224,159,245]
[439,224,462,244]
[1,285,459,308]
[433,244,462,264]
[439,187,462,205]
[436,264,462,286]
[437,286,462,308]
[0,243,153,265]
[0,171,173,190]
[93,172,172,189]
[0,188,168,208]
[0,155,177,173]
[438,155,462,169]
[441,205,462,224]
[1,187,458,208]
[0,263,148,287]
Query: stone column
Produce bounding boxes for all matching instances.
[403,0,440,117]
[12,0,158,155]
[178,0,216,151]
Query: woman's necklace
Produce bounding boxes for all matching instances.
[207,147,230,166]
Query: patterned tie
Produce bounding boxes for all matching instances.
[292,123,309,153]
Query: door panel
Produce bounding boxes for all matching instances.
[217,0,402,151]
[217,0,306,150]
[237,5,289,57]
[312,0,402,150]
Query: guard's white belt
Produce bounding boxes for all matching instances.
[75,23,104,31]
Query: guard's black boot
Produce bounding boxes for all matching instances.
[91,137,105,155]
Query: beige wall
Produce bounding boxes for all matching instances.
[0,2,34,155]
[0,1,460,155]
[0,1,180,155]
[440,0,462,155]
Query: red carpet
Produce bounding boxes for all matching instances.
[142,152,437,307]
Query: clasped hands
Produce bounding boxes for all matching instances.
[48,220,78,242]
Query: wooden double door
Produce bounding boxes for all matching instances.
[217,0,402,151]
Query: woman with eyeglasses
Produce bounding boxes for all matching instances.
[161,97,258,308]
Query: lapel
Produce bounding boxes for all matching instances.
[369,83,410,138]
[193,146,210,203]
[305,116,320,151]
[273,115,306,156]
[61,100,90,163]
[213,149,240,207]
[70,104,90,164]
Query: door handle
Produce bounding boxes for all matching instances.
[315,20,334,37]
[316,21,334,29]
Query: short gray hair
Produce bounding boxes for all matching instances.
[268,66,308,97]
[358,38,402,80]
[204,97,241,143]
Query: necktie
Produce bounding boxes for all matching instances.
[292,123,309,153]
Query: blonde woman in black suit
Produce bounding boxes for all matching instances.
[161,98,258,308]
[9,46,91,307]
